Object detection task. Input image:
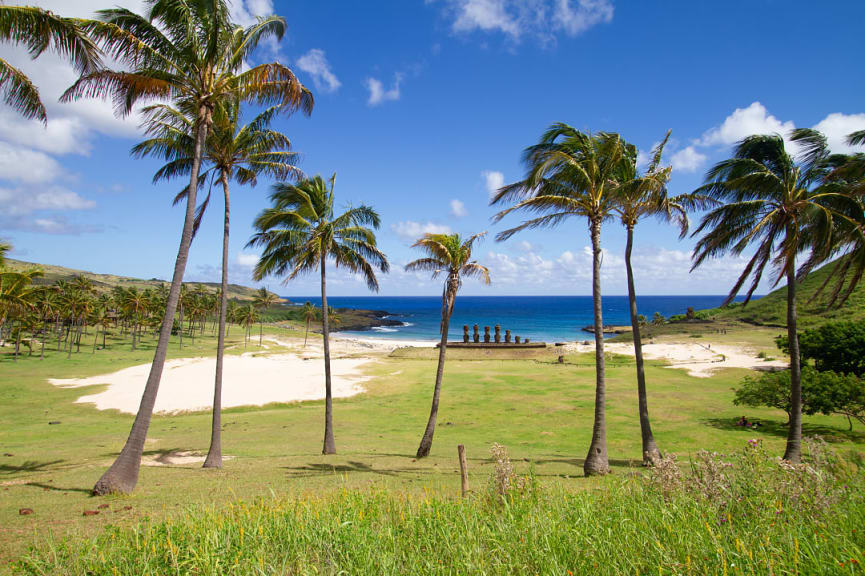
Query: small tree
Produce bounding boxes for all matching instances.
[652,312,666,326]
[777,321,865,377]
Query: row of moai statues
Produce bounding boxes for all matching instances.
[462,324,529,344]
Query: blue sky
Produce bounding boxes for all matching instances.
[1,0,864,297]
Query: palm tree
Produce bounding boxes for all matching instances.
[64,0,313,496]
[0,268,42,360]
[491,125,628,476]
[0,5,101,122]
[614,133,713,465]
[405,233,489,458]
[0,242,9,268]
[131,87,304,475]
[301,301,317,347]
[327,306,342,331]
[252,287,281,346]
[236,304,258,349]
[249,174,389,454]
[690,132,847,463]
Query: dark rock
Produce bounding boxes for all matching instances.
[82,510,99,516]
[97,503,110,510]
[19,508,33,516]
[48,421,61,425]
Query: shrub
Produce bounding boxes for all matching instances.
[777,320,865,376]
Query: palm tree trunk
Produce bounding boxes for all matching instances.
[783,255,802,463]
[304,319,309,347]
[584,217,610,476]
[321,256,336,455]
[204,173,230,469]
[92,106,209,496]
[416,284,453,459]
[625,225,660,465]
[259,322,262,347]
[13,322,20,362]
[66,319,74,359]
[93,326,99,353]
[179,303,184,349]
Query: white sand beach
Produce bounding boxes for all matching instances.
[48,336,432,414]
[48,334,783,414]
[563,340,787,377]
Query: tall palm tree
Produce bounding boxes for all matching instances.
[252,287,281,346]
[249,174,389,454]
[132,95,303,474]
[301,301,317,347]
[614,133,712,465]
[405,233,489,458]
[0,5,101,122]
[64,0,313,496]
[491,125,628,476]
[690,132,846,463]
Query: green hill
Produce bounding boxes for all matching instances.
[704,258,865,329]
[5,258,270,302]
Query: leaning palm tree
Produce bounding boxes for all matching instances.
[0,5,101,122]
[690,132,847,463]
[491,125,628,476]
[63,0,313,495]
[614,133,714,465]
[405,233,489,458]
[132,99,303,472]
[301,301,317,347]
[249,174,389,454]
[0,241,9,268]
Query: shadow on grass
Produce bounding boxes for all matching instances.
[0,460,66,475]
[704,417,865,444]
[283,460,438,479]
[25,481,91,494]
[529,457,644,468]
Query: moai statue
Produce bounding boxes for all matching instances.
[524,338,530,344]
[483,326,491,343]
[505,329,511,343]
[515,335,521,344]
[494,325,501,343]
[473,324,479,343]
[463,325,469,343]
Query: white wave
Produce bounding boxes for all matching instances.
[371,326,399,333]
[400,322,414,327]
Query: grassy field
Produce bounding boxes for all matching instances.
[1,324,863,572]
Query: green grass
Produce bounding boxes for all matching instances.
[1,324,863,572]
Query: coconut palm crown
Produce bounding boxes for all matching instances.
[0,5,101,122]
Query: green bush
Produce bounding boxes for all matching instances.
[777,321,865,377]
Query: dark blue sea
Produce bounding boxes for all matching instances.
[282,295,750,343]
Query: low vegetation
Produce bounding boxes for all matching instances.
[17,439,865,575]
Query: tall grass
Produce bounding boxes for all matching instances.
[19,440,865,575]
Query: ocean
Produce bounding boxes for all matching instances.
[281,295,748,343]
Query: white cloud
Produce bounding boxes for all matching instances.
[699,102,795,147]
[450,199,467,217]
[812,112,865,154]
[296,49,341,94]
[392,220,452,243]
[452,0,521,37]
[435,0,612,43]
[366,75,402,106]
[235,252,260,268]
[554,0,614,36]
[669,146,707,173]
[0,143,65,184]
[482,170,505,199]
[0,185,95,216]
[229,0,275,27]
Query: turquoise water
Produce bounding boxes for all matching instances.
[283,295,748,343]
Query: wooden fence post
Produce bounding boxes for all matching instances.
[458,444,469,497]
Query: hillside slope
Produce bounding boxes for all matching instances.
[5,258,268,301]
[705,258,864,328]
